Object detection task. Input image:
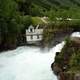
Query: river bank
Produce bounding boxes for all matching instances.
[51,32,80,80]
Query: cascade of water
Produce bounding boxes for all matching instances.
[71,32,80,37]
[0,42,65,80]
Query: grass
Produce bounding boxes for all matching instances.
[31,17,45,25]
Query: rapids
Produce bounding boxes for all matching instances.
[0,42,65,80]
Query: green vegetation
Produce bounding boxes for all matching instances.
[31,17,44,25]
[69,50,80,72]
[42,27,54,47]
[0,0,32,50]
[0,0,18,50]
[48,8,80,20]
[32,0,80,11]
[55,38,80,73]
[0,0,80,50]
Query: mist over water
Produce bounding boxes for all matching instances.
[0,42,65,80]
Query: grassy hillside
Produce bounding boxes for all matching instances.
[33,0,80,10]
[16,0,80,17]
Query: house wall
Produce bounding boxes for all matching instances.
[26,29,43,35]
[26,35,43,43]
[26,25,43,44]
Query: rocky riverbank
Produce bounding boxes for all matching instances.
[51,32,80,80]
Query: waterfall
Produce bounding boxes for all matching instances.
[0,42,65,80]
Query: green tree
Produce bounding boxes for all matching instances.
[16,0,32,15]
[0,0,19,49]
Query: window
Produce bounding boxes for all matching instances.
[37,35,39,39]
[30,28,33,32]
[31,35,33,39]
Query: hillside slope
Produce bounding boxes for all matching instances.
[33,0,80,10]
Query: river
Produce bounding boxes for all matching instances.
[0,42,65,80]
[0,32,79,80]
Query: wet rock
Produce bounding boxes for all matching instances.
[51,63,62,75]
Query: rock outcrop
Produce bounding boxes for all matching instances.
[51,35,80,80]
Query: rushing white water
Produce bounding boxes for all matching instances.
[71,32,80,37]
[0,42,65,80]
